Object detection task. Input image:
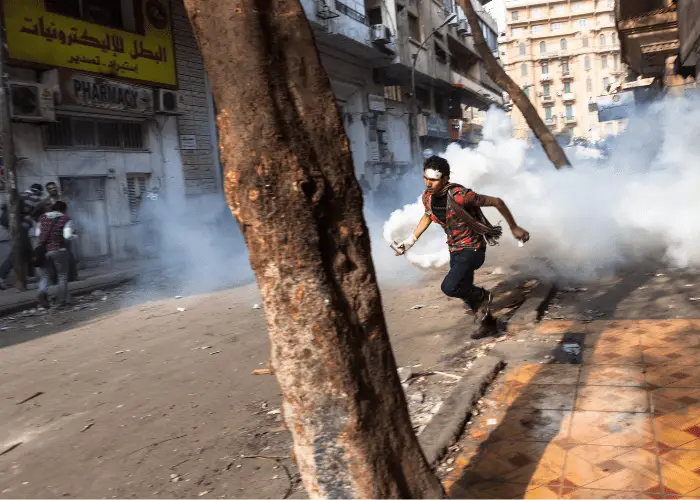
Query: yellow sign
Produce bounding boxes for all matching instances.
[2,0,176,87]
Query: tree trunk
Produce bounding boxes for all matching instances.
[183,1,444,497]
[460,0,571,169]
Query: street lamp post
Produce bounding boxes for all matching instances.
[409,12,457,164]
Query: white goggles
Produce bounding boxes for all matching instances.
[424,168,443,180]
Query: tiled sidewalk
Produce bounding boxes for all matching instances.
[443,319,700,499]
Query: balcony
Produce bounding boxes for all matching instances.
[565,116,577,124]
[561,71,574,80]
[541,94,554,105]
[540,73,553,82]
[562,92,576,102]
[545,117,556,126]
[537,51,560,60]
[449,69,505,106]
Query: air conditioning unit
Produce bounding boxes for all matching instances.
[457,19,471,36]
[155,89,184,115]
[9,82,55,122]
[448,14,460,27]
[371,24,392,44]
[556,91,562,96]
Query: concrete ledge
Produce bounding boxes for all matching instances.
[507,282,557,333]
[419,355,505,466]
[0,270,139,317]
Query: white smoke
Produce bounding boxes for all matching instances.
[384,94,700,280]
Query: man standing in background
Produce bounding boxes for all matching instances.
[35,181,79,282]
[36,201,77,308]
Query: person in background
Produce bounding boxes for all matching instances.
[0,184,43,289]
[35,181,79,282]
[36,201,77,308]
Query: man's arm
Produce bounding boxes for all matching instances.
[478,195,529,242]
[394,214,432,255]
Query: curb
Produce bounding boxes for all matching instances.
[0,271,138,317]
[418,355,506,466]
[507,282,557,333]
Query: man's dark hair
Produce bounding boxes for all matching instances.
[46,181,57,188]
[424,155,450,178]
[52,200,67,213]
[30,183,43,193]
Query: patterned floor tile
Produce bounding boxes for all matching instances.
[645,365,700,390]
[585,320,643,335]
[580,365,646,387]
[465,440,564,484]
[582,467,659,492]
[523,485,560,498]
[448,479,526,499]
[568,411,653,446]
[561,450,619,488]
[507,364,581,386]
[588,343,644,365]
[576,386,650,412]
[508,383,578,410]
[487,408,573,443]
[562,489,644,499]
[650,388,700,416]
[644,347,700,367]
[659,450,700,495]
[567,444,638,463]
[654,422,700,449]
[500,441,567,485]
[537,320,581,335]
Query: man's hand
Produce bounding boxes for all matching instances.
[511,226,529,243]
[393,234,417,256]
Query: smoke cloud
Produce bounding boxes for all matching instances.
[384,94,700,281]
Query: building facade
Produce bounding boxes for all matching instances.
[501,0,627,140]
[678,0,700,78]
[301,0,504,196]
[0,0,221,265]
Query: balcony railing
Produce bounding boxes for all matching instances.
[545,117,556,126]
[540,73,553,82]
[561,71,574,80]
[565,116,577,124]
[541,94,554,104]
[562,92,576,102]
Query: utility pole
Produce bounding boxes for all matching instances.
[0,21,27,290]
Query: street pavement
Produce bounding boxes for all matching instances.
[443,317,700,499]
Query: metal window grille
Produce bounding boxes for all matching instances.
[44,116,145,150]
[126,174,150,223]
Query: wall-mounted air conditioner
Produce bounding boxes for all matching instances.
[457,19,471,36]
[371,24,392,44]
[315,0,339,20]
[155,89,184,115]
[9,82,55,122]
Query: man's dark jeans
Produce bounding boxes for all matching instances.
[441,247,486,312]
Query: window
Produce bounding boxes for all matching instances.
[564,82,571,93]
[607,0,614,7]
[539,41,546,54]
[127,174,151,223]
[601,55,608,69]
[512,27,523,37]
[532,25,543,33]
[408,14,421,40]
[582,34,589,47]
[45,0,125,30]
[44,116,146,150]
[609,13,614,23]
[532,7,541,17]
[562,59,570,72]
[585,55,591,70]
[554,4,564,15]
[586,78,592,91]
[512,10,519,20]
[519,42,526,56]
[523,86,530,97]
[521,63,528,76]
[545,107,553,120]
[612,33,618,46]
[384,85,403,102]
[434,41,447,64]
[542,61,549,74]
[560,39,567,50]
[603,77,610,90]
[577,18,587,27]
[613,54,619,71]
[600,34,606,46]
[606,122,613,134]
[367,7,382,25]
[543,83,551,95]
[565,104,574,119]
[552,22,562,31]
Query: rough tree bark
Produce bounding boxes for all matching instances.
[460,0,571,169]
[183,0,444,497]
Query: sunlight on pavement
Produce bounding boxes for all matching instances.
[443,319,700,499]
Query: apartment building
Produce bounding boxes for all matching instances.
[501,0,627,140]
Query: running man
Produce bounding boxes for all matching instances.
[394,156,529,334]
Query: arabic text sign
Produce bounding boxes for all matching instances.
[61,72,155,115]
[597,91,635,122]
[3,0,176,87]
